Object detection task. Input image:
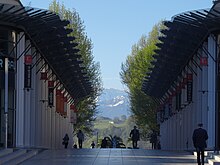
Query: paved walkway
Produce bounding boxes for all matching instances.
[20,148,206,165]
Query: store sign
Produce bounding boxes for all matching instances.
[24,64,32,88]
[40,72,47,80]
[70,104,78,113]
[48,81,54,88]
[200,57,208,66]
[56,89,61,113]
[24,55,32,65]
[187,74,193,102]
[24,55,32,89]
[0,56,15,71]
[60,93,64,115]
[48,88,54,107]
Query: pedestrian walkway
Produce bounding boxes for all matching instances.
[20,148,206,165]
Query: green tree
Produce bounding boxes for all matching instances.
[120,22,165,136]
[121,115,127,121]
[49,0,103,135]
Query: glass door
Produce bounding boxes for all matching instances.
[0,89,4,148]
[7,89,15,148]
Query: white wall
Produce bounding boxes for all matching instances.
[15,32,25,147]
[160,38,216,150]
[15,33,75,149]
[207,35,216,149]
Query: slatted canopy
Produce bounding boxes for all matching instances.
[0,3,92,100]
[142,2,220,99]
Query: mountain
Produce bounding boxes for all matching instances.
[97,88,130,119]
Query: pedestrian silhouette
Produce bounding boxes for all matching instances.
[91,141,95,148]
[77,130,84,149]
[192,123,208,165]
[130,126,140,149]
[62,133,69,149]
[101,137,107,148]
[112,136,117,148]
[150,130,157,149]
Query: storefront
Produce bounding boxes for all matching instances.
[0,0,92,149]
[0,29,17,147]
[142,1,220,150]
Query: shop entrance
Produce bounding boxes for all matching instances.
[0,89,15,148]
[218,76,220,150]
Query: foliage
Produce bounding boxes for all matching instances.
[102,135,125,148]
[82,116,151,149]
[82,116,134,148]
[49,0,103,136]
[120,22,165,135]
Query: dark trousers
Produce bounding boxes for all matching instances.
[64,143,68,149]
[78,139,83,148]
[196,148,205,165]
[132,140,137,148]
[152,142,156,149]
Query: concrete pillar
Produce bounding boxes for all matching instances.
[15,32,25,147]
[207,35,216,149]
[35,59,43,148]
[51,107,56,149]
[30,48,37,147]
[55,112,59,148]
[24,40,31,147]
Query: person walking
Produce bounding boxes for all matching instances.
[192,123,208,165]
[62,133,69,149]
[130,126,140,149]
[91,141,95,148]
[150,130,157,149]
[112,136,117,148]
[77,130,84,149]
[101,137,107,148]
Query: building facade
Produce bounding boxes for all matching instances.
[0,0,91,149]
[143,2,220,150]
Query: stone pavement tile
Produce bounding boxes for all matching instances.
[20,148,202,165]
[109,158,122,163]
[93,159,108,165]
[123,160,138,164]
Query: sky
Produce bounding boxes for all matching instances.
[20,0,213,90]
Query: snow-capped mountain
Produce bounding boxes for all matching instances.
[97,88,130,119]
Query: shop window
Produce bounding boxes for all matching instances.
[0,89,15,148]
[0,29,16,57]
[0,89,4,147]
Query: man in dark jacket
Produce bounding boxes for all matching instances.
[63,133,69,149]
[150,130,157,149]
[192,123,208,165]
[130,126,140,149]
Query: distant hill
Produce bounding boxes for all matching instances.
[97,88,130,119]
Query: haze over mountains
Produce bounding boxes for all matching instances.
[97,88,130,119]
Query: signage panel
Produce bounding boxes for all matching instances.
[48,88,54,107]
[24,65,32,88]
[56,89,61,113]
[187,74,193,102]
[24,55,32,65]
[0,56,15,71]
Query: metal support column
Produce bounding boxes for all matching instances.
[4,57,8,148]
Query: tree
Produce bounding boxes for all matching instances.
[113,117,120,124]
[49,0,103,135]
[121,115,127,121]
[120,22,165,135]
